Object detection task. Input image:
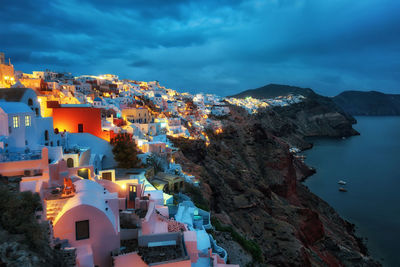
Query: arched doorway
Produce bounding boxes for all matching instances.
[67,158,74,168]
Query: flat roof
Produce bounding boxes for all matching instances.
[0,102,33,114]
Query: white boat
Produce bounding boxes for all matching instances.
[338,180,347,185]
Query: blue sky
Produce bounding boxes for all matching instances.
[1,0,399,96]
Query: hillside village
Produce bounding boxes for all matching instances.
[0,52,306,267]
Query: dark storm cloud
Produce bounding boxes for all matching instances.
[129,60,153,68]
[0,0,399,95]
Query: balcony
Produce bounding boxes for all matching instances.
[0,150,42,162]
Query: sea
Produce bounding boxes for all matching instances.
[303,116,400,267]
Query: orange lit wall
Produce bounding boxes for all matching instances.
[38,96,54,117]
[0,64,15,88]
[52,107,110,141]
[20,78,43,90]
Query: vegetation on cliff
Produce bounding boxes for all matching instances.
[0,180,66,266]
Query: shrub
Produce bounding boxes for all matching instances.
[183,182,210,211]
[110,132,141,168]
[146,153,166,174]
[211,217,263,262]
[0,185,66,265]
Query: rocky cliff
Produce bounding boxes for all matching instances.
[333,90,400,116]
[230,84,359,150]
[170,106,379,266]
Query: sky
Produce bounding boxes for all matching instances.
[1,0,399,96]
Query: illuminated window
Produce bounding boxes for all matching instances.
[25,115,31,127]
[102,172,112,181]
[12,116,19,128]
[75,220,89,240]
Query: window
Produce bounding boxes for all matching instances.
[12,116,19,128]
[25,115,31,127]
[102,172,112,181]
[75,220,89,240]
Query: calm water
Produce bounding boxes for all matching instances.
[303,116,400,266]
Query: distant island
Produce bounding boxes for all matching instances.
[231,83,400,116]
[333,91,400,116]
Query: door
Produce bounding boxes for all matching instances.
[78,123,83,133]
[127,185,137,209]
[67,158,74,168]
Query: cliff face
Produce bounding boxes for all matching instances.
[269,99,359,150]
[333,91,400,116]
[229,84,359,150]
[171,107,379,266]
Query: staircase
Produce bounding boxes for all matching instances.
[46,198,69,221]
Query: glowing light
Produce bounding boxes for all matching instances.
[121,184,126,190]
[215,128,223,134]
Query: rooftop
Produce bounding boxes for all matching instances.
[115,168,147,180]
[138,245,185,264]
[0,88,31,102]
[0,102,33,114]
[120,234,188,264]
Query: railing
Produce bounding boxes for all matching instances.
[209,234,228,263]
[0,150,42,162]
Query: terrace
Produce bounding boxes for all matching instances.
[114,232,190,265]
[0,149,42,162]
